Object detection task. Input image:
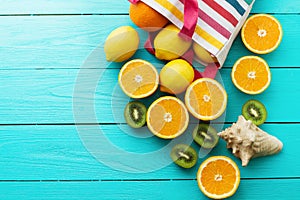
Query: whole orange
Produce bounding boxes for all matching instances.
[129,2,169,32]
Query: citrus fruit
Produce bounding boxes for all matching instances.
[193,42,217,64]
[159,59,194,94]
[154,24,192,60]
[241,14,283,54]
[231,56,271,95]
[185,78,227,121]
[197,156,240,199]
[129,1,169,32]
[118,59,159,99]
[104,26,139,62]
[147,96,189,139]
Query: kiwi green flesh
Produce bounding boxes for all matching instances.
[193,124,219,149]
[170,144,197,168]
[242,100,267,126]
[124,101,147,128]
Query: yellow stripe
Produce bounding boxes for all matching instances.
[155,0,224,50]
[195,26,224,49]
[154,0,183,21]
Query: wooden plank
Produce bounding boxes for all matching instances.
[0,15,299,69]
[0,68,298,124]
[0,16,130,69]
[0,0,299,14]
[0,124,297,180]
[0,179,299,199]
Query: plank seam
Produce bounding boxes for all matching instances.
[1,122,300,126]
[0,177,300,182]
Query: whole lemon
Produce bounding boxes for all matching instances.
[104,26,139,62]
[193,42,217,64]
[160,59,194,94]
[154,24,192,61]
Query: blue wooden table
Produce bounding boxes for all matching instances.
[1,0,300,199]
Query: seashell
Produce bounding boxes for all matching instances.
[218,115,283,166]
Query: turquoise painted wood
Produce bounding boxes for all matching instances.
[1,180,300,199]
[0,0,299,199]
[0,0,299,14]
[0,69,299,124]
[0,124,297,180]
[0,15,299,70]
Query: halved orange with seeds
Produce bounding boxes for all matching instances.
[242,14,283,54]
[197,156,240,199]
[118,59,159,99]
[185,78,227,121]
[231,56,271,95]
[147,96,189,139]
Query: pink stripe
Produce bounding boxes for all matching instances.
[198,9,231,39]
[203,0,238,26]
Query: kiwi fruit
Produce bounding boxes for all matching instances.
[242,99,267,126]
[124,101,147,128]
[170,144,197,168]
[192,124,219,149]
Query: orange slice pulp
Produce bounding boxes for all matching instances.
[231,56,271,95]
[185,78,227,121]
[118,59,159,99]
[241,14,283,54]
[197,156,240,199]
[147,96,189,139]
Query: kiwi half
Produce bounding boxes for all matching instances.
[170,144,197,168]
[124,101,147,128]
[242,99,267,126]
[192,124,219,149]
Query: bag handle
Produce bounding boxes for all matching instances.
[178,0,198,40]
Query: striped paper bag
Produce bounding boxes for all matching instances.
[130,0,255,78]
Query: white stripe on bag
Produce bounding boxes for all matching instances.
[237,0,249,10]
[199,0,235,33]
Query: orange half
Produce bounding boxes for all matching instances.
[118,59,159,99]
[147,96,189,139]
[242,14,283,54]
[185,78,227,121]
[231,56,271,95]
[197,156,240,199]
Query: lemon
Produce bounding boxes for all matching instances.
[104,26,139,62]
[154,24,192,61]
[160,59,194,94]
[193,42,217,64]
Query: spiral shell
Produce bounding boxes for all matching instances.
[218,115,283,166]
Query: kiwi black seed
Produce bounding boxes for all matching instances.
[242,99,267,126]
[192,124,219,149]
[170,144,198,169]
[124,101,147,128]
